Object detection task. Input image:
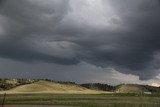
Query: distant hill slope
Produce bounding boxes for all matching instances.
[115,84,148,93]
[81,83,115,91]
[115,84,160,93]
[5,81,102,94]
[0,79,35,91]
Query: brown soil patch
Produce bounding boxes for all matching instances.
[4,105,77,107]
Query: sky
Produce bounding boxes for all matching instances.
[0,0,160,85]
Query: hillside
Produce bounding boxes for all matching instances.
[5,81,102,94]
[0,79,35,90]
[81,83,115,91]
[115,84,160,93]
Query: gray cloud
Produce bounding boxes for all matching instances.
[0,0,160,81]
[0,0,77,65]
[0,0,4,5]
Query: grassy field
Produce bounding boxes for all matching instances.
[0,93,160,107]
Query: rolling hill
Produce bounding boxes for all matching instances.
[1,79,160,94]
[115,84,160,94]
[4,80,102,94]
[115,84,148,93]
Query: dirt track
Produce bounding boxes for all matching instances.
[4,105,76,107]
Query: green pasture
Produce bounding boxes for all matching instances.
[0,93,160,107]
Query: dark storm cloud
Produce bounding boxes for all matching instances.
[0,0,160,80]
[0,0,79,65]
[101,0,160,79]
[0,0,4,5]
[0,43,79,65]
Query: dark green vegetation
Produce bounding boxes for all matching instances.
[1,93,160,107]
[81,83,115,91]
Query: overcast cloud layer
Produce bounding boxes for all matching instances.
[0,0,160,83]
